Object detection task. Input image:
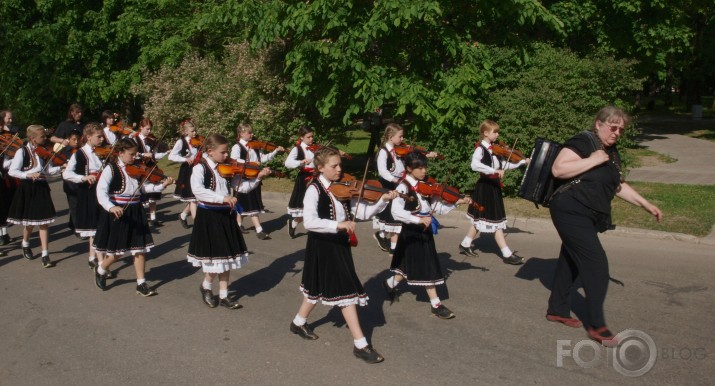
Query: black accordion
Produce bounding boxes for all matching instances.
[518,138,562,208]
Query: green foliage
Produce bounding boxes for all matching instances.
[134,43,300,144]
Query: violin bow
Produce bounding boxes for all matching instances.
[352,156,372,219]
[114,161,163,220]
[0,132,21,158]
[502,138,520,169]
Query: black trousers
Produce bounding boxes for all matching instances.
[547,193,610,328]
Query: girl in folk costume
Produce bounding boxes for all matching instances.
[99,110,118,146]
[188,134,268,309]
[7,125,62,268]
[93,139,174,296]
[0,110,20,247]
[458,120,529,264]
[289,147,397,364]
[134,119,168,227]
[62,123,107,271]
[374,123,438,255]
[168,119,199,228]
[284,126,316,238]
[230,123,284,239]
[383,151,471,319]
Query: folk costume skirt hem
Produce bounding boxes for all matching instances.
[93,204,153,255]
[467,177,507,233]
[389,224,445,286]
[187,206,248,274]
[7,180,55,226]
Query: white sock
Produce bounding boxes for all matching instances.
[97,266,107,275]
[501,247,513,258]
[390,241,397,250]
[386,276,397,288]
[293,315,307,326]
[22,240,30,247]
[202,280,212,290]
[291,219,298,228]
[89,255,96,262]
[379,231,385,239]
[41,250,48,257]
[354,337,368,349]
[180,212,188,220]
[255,226,263,234]
[137,278,146,285]
[219,289,228,299]
[430,297,441,308]
[150,212,156,220]
[461,236,473,248]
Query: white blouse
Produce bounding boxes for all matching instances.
[8,143,61,179]
[391,175,456,224]
[284,142,315,170]
[190,155,262,204]
[168,137,197,163]
[62,144,103,183]
[377,143,405,182]
[96,159,165,212]
[470,139,525,174]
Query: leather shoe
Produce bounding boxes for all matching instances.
[588,326,619,347]
[503,254,525,265]
[136,282,158,297]
[373,232,389,252]
[200,286,218,308]
[22,246,33,260]
[287,219,297,239]
[88,259,98,270]
[41,255,55,268]
[353,345,384,364]
[150,219,164,227]
[179,215,190,229]
[1,234,11,245]
[290,322,319,340]
[383,279,399,304]
[546,314,583,328]
[256,231,271,240]
[458,244,478,257]
[431,304,456,319]
[94,268,107,290]
[239,225,250,234]
[219,297,243,309]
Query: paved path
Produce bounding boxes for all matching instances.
[1,182,713,385]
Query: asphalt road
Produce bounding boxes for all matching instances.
[1,180,713,385]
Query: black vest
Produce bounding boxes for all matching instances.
[73,149,89,176]
[311,180,352,221]
[178,138,191,157]
[20,145,37,171]
[236,143,260,162]
[401,181,422,213]
[198,159,216,191]
[107,162,129,194]
[380,147,395,172]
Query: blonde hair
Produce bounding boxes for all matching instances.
[26,125,47,138]
[593,106,630,130]
[203,133,228,152]
[313,146,340,169]
[83,122,103,136]
[179,119,195,135]
[479,120,499,136]
[236,123,253,136]
[381,123,404,145]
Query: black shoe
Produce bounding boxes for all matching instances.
[287,219,297,239]
[219,297,243,309]
[95,268,107,290]
[150,219,164,227]
[105,270,116,279]
[383,279,399,304]
[179,215,190,229]
[290,322,319,340]
[458,244,478,257]
[431,304,455,319]
[353,345,384,364]
[200,286,218,308]
[373,232,389,252]
[388,248,395,258]
[136,282,158,297]
[41,255,55,268]
[22,246,33,260]
[88,259,98,270]
[503,254,525,265]
[79,235,89,241]
[238,225,250,234]
[74,233,83,240]
[256,231,271,240]
[1,234,11,245]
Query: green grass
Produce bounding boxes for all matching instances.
[622,147,677,168]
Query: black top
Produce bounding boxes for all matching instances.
[562,132,622,214]
[54,121,84,139]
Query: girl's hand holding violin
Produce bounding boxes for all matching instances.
[337,220,356,234]
[109,206,123,219]
[223,195,238,206]
[456,197,472,206]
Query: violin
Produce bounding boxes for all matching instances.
[246,140,284,153]
[216,160,286,179]
[490,140,526,163]
[189,135,205,148]
[34,144,67,166]
[125,164,171,184]
[144,134,169,153]
[109,123,138,137]
[415,177,485,212]
[329,178,414,203]
[0,132,23,158]
[94,146,114,159]
[393,143,445,160]
[306,143,353,160]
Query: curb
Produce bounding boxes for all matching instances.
[261,191,708,245]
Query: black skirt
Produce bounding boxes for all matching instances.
[287,171,311,215]
[300,231,368,307]
[0,175,14,226]
[142,191,162,204]
[173,162,196,202]
[376,178,401,233]
[93,203,154,255]
[390,224,445,286]
[187,206,248,273]
[74,183,101,236]
[237,183,264,216]
[467,177,507,232]
[7,180,55,226]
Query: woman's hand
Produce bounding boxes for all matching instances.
[109,206,123,219]
[644,202,663,222]
[589,150,610,166]
[337,220,356,234]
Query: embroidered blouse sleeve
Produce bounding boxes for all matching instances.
[302,185,338,233]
